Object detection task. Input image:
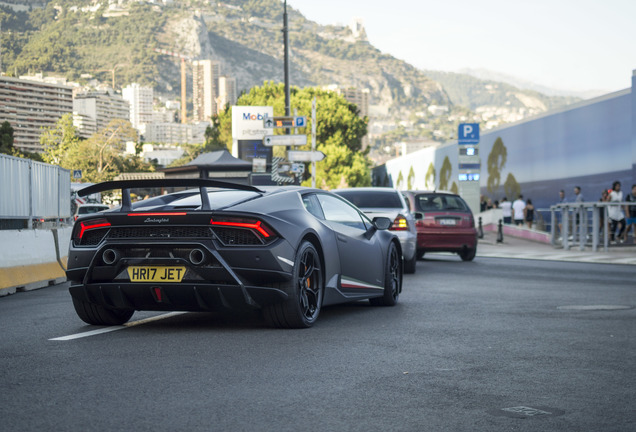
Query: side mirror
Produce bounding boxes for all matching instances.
[372,216,392,230]
[413,212,423,220]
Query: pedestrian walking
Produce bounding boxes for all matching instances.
[500,197,512,224]
[608,181,626,243]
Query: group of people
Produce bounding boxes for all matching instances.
[479,194,535,228]
[478,181,636,242]
[600,181,636,243]
[498,195,534,228]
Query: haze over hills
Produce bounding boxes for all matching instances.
[1,0,582,146]
[458,68,609,99]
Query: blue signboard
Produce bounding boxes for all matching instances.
[458,123,480,144]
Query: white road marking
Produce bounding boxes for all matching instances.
[49,312,187,341]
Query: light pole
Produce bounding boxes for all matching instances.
[283,0,291,130]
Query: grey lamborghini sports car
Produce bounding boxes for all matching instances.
[66,179,403,328]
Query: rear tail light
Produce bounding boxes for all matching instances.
[75,218,111,241]
[210,217,277,243]
[390,215,409,231]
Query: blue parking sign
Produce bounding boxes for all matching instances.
[458,123,480,144]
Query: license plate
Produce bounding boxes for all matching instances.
[438,218,457,226]
[127,266,186,283]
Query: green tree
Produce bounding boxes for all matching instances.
[439,156,452,191]
[40,113,80,165]
[209,81,369,188]
[450,181,458,194]
[303,143,370,190]
[203,113,230,152]
[425,162,436,189]
[504,173,521,201]
[487,137,508,197]
[0,121,15,155]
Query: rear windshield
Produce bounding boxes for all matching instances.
[159,190,260,210]
[335,190,403,209]
[415,194,469,212]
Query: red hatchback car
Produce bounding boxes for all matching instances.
[402,191,478,261]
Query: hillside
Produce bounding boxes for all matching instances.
[0,0,580,143]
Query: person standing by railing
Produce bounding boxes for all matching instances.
[624,184,636,243]
[608,181,626,243]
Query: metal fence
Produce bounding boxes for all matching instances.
[550,202,633,252]
[0,154,71,229]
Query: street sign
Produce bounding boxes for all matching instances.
[458,123,480,144]
[72,170,82,179]
[287,150,326,162]
[290,163,305,175]
[263,116,307,129]
[263,134,308,147]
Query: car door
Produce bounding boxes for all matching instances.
[315,194,384,296]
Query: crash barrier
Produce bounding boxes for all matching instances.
[550,202,632,252]
[0,227,71,296]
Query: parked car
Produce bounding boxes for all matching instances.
[66,179,403,329]
[402,190,478,261]
[333,187,417,273]
[73,203,110,221]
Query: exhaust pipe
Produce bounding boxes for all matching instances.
[189,248,206,265]
[102,248,120,265]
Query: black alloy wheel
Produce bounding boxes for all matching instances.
[263,241,324,328]
[370,241,401,306]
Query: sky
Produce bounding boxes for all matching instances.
[285,0,636,94]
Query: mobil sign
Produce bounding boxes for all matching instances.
[232,106,274,140]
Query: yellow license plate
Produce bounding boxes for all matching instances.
[127,266,186,283]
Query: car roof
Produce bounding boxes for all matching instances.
[403,190,460,197]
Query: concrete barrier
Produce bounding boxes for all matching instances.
[0,227,72,296]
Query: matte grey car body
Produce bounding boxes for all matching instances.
[333,187,418,273]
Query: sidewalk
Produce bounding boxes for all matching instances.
[476,230,636,266]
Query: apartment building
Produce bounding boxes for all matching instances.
[0,75,73,153]
[192,59,221,122]
[144,122,208,145]
[122,83,153,133]
[217,75,237,113]
[73,89,130,138]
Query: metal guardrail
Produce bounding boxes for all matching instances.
[550,202,632,252]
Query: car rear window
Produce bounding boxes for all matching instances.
[336,190,403,209]
[415,194,469,212]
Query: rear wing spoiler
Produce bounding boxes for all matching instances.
[77,179,263,212]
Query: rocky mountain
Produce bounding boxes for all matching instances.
[1,0,580,137]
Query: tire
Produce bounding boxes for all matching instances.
[370,241,402,306]
[459,247,477,262]
[403,251,417,274]
[417,250,426,260]
[263,241,323,328]
[72,296,134,326]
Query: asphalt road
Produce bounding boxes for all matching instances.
[1,255,634,432]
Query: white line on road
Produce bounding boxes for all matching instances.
[49,312,187,341]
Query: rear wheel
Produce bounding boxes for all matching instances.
[459,247,477,261]
[370,242,402,306]
[403,251,417,274]
[263,241,323,328]
[72,296,134,326]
